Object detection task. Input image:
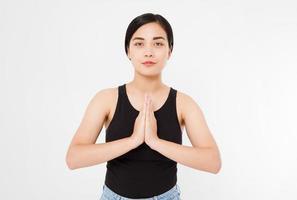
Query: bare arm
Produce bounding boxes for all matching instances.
[150,92,221,174]
[151,140,220,173]
[65,88,137,170]
[67,138,136,170]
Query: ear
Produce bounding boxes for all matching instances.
[167,50,171,59]
[127,47,131,60]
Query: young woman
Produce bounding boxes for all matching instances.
[66,13,221,200]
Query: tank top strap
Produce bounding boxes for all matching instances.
[116,84,130,113]
[118,84,131,107]
[166,87,176,103]
[118,84,125,96]
[115,84,126,109]
[170,87,178,106]
[160,86,177,114]
[119,83,137,113]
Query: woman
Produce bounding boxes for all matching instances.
[66,13,222,200]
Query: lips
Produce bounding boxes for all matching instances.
[142,61,156,65]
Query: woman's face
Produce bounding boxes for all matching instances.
[127,22,171,77]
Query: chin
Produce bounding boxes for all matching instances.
[137,69,161,77]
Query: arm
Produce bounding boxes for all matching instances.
[67,138,136,170]
[151,92,221,174]
[151,140,220,174]
[65,88,137,170]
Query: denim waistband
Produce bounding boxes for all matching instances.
[101,183,181,200]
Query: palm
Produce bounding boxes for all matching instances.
[144,96,158,147]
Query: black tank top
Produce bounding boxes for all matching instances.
[103,83,182,198]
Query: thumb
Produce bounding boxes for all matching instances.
[141,93,148,117]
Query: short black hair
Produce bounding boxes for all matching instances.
[124,13,174,56]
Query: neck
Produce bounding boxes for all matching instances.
[127,72,165,94]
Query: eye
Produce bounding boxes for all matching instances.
[134,42,143,46]
[155,42,164,46]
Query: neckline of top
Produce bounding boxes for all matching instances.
[123,83,172,113]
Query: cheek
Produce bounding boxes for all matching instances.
[156,51,169,61]
[156,47,169,55]
[129,49,142,59]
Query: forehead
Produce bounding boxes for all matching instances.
[131,22,167,40]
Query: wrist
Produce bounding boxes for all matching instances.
[148,137,160,150]
[129,136,141,149]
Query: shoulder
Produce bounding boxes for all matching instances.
[176,89,203,120]
[89,86,118,114]
[93,86,118,99]
[176,90,197,106]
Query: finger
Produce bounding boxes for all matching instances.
[146,95,150,122]
[149,98,154,118]
[141,93,147,117]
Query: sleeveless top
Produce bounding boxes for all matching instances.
[103,83,182,198]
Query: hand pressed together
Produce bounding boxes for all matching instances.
[130,93,159,149]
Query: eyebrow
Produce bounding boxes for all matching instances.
[132,36,166,41]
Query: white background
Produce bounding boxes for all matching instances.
[1,0,297,199]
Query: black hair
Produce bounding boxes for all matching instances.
[124,13,174,56]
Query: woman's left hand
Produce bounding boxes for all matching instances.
[144,95,159,149]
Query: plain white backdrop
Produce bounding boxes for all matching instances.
[1,0,297,199]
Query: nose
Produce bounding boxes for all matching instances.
[144,46,154,57]
[144,50,153,57]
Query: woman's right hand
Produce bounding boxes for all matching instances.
[130,93,148,148]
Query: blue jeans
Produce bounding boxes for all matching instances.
[99,184,181,200]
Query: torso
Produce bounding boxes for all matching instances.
[104,86,185,132]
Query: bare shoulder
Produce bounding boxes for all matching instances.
[176,90,198,113]
[176,90,205,124]
[92,86,118,114]
[176,90,196,104]
[94,86,116,97]
[93,86,119,128]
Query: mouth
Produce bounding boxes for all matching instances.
[142,61,157,66]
